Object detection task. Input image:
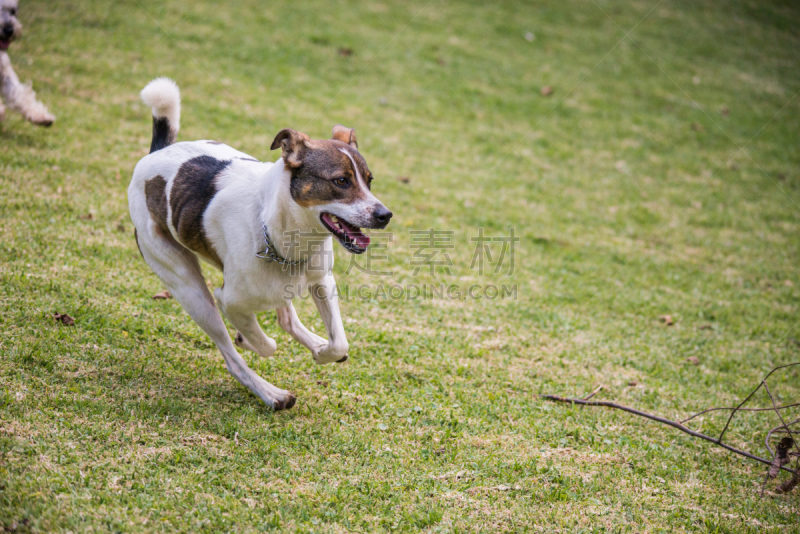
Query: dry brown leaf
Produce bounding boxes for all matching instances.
[397,176,410,184]
[778,471,799,493]
[79,213,94,220]
[658,315,674,326]
[686,356,699,365]
[627,381,638,387]
[768,437,794,478]
[52,312,75,326]
[540,86,554,97]
[338,47,353,57]
[152,290,172,300]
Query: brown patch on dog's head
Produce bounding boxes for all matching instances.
[331,125,358,148]
[270,127,373,208]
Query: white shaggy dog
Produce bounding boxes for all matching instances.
[129,78,392,410]
[0,0,54,126]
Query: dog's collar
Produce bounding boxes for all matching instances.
[256,225,306,266]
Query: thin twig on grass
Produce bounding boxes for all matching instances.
[681,402,800,425]
[542,363,800,492]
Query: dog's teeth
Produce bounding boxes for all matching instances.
[330,215,339,223]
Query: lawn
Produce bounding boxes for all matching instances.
[1,0,799,531]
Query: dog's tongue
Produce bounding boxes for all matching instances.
[0,40,9,51]
[351,231,370,249]
[342,221,370,249]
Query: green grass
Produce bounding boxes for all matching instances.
[2,0,799,531]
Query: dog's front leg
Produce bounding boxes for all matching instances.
[0,52,54,126]
[309,275,349,364]
[214,289,278,358]
[276,303,328,357]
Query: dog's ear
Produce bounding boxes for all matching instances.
[271,128,310,168]
[331,125,358,149]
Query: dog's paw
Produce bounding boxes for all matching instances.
[273,393,296,411]
[313,342,349,365]
[31,112,55,127]
[26,104,55,127]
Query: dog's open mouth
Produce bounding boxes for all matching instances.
[320,213,370,254]
[0,39,10,51]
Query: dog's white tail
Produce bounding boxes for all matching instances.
[140,77,180,153]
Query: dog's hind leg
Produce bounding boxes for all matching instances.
[0,52,54,126]
[136,225,295,410]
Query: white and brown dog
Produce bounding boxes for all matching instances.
[128,78,392,410]
[0,0,54,126]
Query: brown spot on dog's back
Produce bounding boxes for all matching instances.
[142,176,199,262]
[145,175,170,234]
[170,156,230,269]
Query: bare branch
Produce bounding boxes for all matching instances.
[582,385,604,401]
[540,394,798,476]
[681,402,800,425]
[543,363,800,493]
[717,363,800,443]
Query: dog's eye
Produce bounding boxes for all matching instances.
[332,176,349,188]
[9,8,16,15]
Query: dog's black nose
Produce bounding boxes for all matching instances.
[372,206,393,227]
[1,24,13,38]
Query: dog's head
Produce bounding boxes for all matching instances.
[0,0,21,51]
[271,125,392,254]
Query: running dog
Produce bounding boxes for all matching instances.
[128,78,392,410]
[0,0,54,126]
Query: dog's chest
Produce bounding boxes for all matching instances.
[228,259,329,309]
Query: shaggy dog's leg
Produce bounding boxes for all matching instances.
[0,51,54,126]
